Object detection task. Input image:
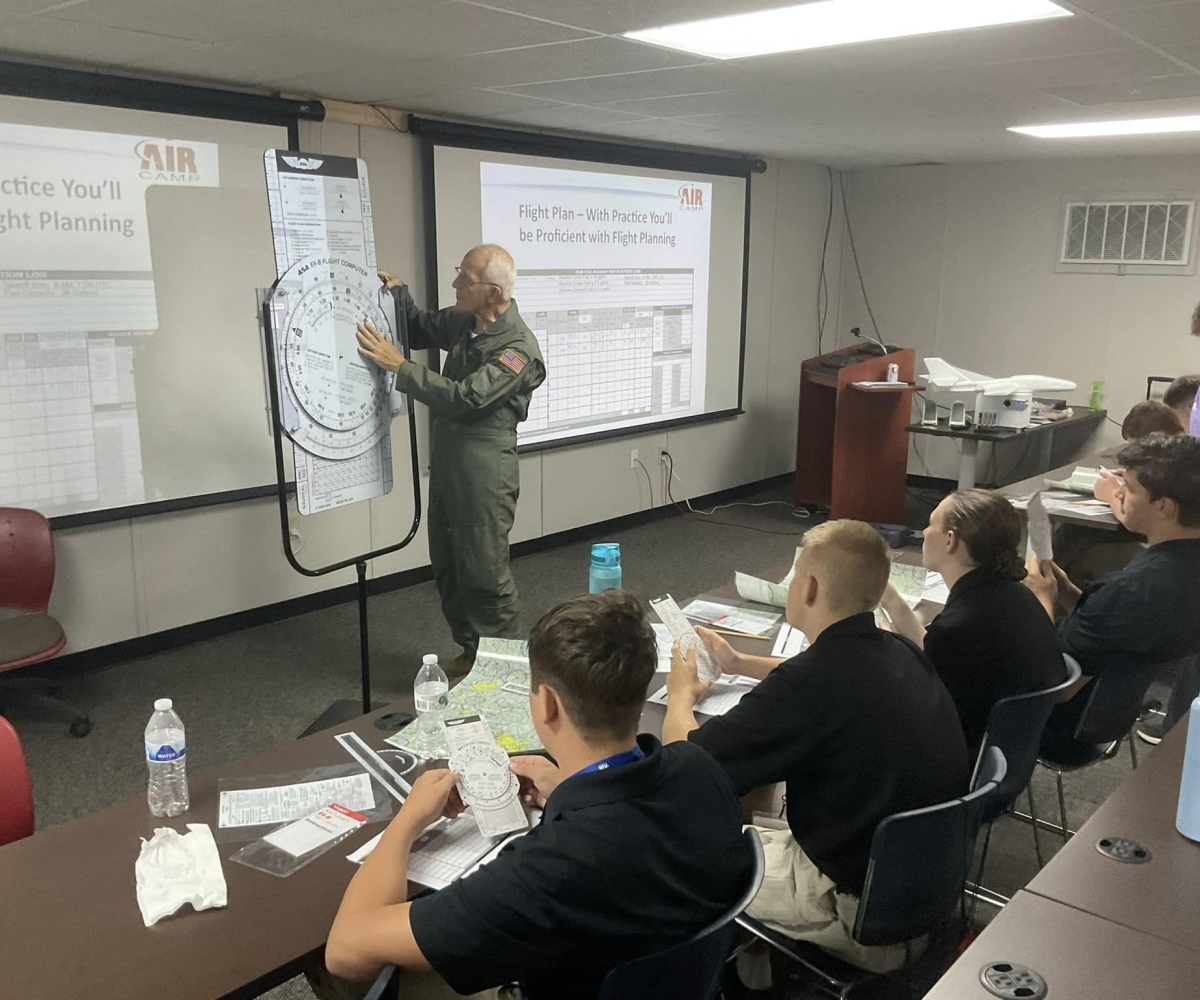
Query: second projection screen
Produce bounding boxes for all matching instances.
[432,146,747,447]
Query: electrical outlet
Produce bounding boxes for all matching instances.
[659,449,669,464]
[630,448,638,470]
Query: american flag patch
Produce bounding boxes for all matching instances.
[498,349,527,375]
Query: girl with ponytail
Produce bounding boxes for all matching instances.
[881,489,1066,759]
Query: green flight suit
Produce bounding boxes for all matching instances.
[393,288,546,655]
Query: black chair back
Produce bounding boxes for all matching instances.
[853,748,1006,947]
[599,826,766,1000]
[1072,659,1163,746]
[974,654,1082,820]
[364,964,399,1000]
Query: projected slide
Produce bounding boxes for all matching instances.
[480,162,713,445]
[0,122,219,513]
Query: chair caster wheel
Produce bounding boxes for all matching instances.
[70,717,92,738]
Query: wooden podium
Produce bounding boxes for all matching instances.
[794,345,916,523]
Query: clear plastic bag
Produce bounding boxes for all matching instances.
[230,803,369,878]
[215,762,394,843]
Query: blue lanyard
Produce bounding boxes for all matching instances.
[573,745,644,777]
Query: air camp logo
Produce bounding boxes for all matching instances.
[134,140,200,182]
[679,184,705,210]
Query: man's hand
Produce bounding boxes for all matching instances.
[395,769,460,837]
[695,626,740,675]
[357,320,404,373]
[509,754,561,808]
[879,582,907,620]
[1049,561,1083,613]
[1094,468,1123,506]
[378,270,405,291]
[667,639,712,709]
[1023,555,1057,603]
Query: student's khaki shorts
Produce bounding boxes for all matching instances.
[747,822,924,974]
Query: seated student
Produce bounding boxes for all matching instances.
[663,520,968,975]
[1164,373,1200,433]
[1025,434,1200,759]
[879,490,1067,762]
[321,590,752,1000]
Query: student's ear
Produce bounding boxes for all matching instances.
[803,573,820,608]
[531,682,562,728]
[1157,495,1180,523]
[945,530,960,557]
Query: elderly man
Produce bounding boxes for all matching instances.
[357,245,545,676]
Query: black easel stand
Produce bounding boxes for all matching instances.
[260,286,422,735]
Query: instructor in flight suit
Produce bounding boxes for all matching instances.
[356,244,545,678]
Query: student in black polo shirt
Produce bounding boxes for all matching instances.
[1025,434,1200,758]
[880,489,1067,762]
[663,519,968,975]
[323,590,752,1000]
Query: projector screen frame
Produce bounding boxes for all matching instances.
[410,116,757,454]
[0,62,322,528]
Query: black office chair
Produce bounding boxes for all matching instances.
[737,748,1006,1000]
[364,964,399,1000]
[361,828,766,1000]
[1032,657,1162,845]
[971,654,1083,877]
[599,826,765,1000]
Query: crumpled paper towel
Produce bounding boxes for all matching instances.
[135,823,228,927]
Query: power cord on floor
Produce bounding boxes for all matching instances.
[659,450,814,536]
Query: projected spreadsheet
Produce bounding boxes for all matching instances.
[0,332,144,513]
[520,268,695,440]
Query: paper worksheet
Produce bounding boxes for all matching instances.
[647,676,759,716]
[348,814,530,889]
[734,547,802,607]
[444,715,528,838]
[218,773,375,829]
[681,599,781,635]
[1026,490,1054,562]
[888,563,928,608]
[771,623,808,658]
[923,572,950,606]
[650,593,720,682]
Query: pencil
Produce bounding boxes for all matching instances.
[708,627,771,641]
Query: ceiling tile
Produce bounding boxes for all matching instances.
[44,0,435,44]
[497,63,733,102]
[1109,2,1200,47]
[0,14,206,70]
[1048,74,1200,106]
[466,0,795,34]
[312,2,595,59]
[490,103,650,128]
[1,0,94,17]
[594,91,753,117]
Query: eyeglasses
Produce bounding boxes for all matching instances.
[454,265,501,290]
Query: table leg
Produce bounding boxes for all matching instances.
[1036,425,1055,472]
[958,438,979,490]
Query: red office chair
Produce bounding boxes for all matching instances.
[0,508,90,737]
[0,714,35,845]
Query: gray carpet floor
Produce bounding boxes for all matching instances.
[10,484,1153,1000]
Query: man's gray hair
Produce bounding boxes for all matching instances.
[474,244,516,299]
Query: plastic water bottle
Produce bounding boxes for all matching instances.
[145,698,189,817]
[414,654,449,735]
[589,543,622,593]
[1176,696,1200,841]
[1089,380,1106,411]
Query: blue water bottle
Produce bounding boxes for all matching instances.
[589,543,622,593]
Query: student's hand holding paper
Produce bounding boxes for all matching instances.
[1022,557,1059,619]
[510,754,561,808]
[1048,561,1082,613]
[667,640,712,708]
[695,626,740,675]
[396,769,461,837]
[1094,468,1123,505]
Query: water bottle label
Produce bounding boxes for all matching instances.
[415,691,448,714]
[146,742,185,762]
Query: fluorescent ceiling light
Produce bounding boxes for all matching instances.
[624,0,1071,61]
[1010,116,1200,138]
